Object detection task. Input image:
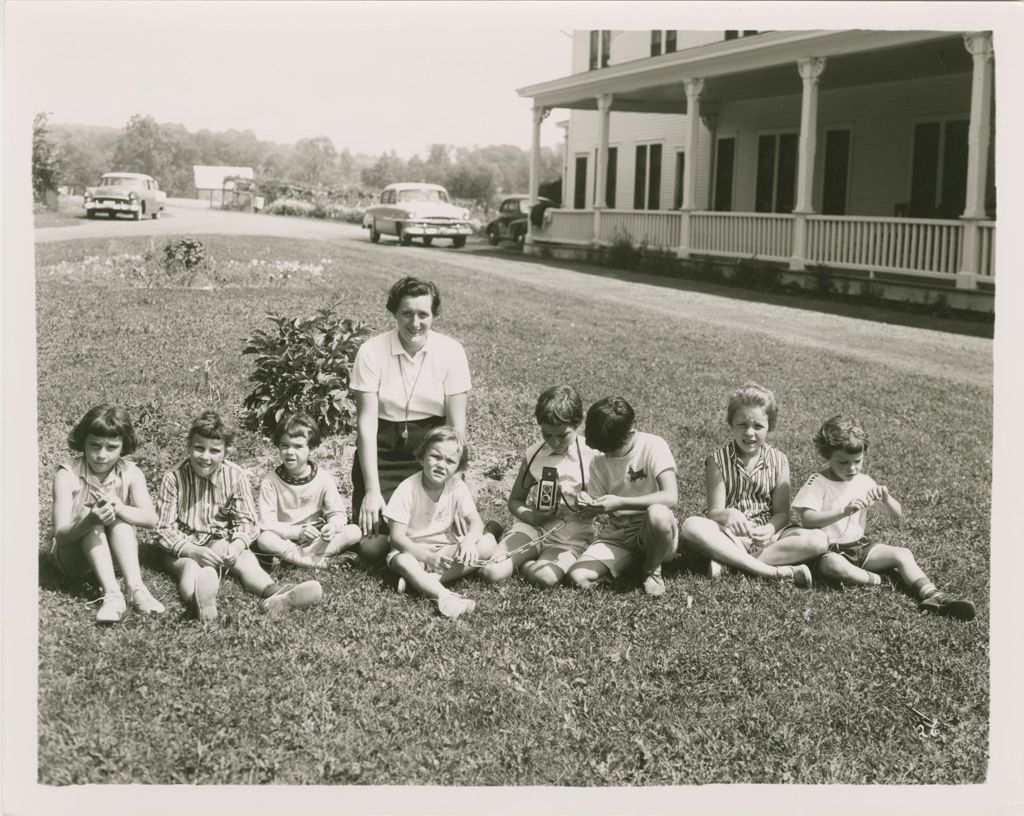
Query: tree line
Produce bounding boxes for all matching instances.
[35,113,563,204]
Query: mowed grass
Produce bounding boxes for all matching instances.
[35,235,991,785]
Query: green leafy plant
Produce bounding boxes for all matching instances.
[242,306,373,438]
[163,237,208,276]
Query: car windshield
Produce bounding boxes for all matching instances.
[101,177,144,188]
[397,189,449,203]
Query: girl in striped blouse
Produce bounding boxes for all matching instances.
[679,383,817,587]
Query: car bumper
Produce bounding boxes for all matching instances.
[85,200,141,213]
[401,222,473,237]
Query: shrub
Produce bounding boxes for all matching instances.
[242,306,373,439]
[323,203,367,224]
[163,237,207,275]
[264,198,317,218]
[608,228,640,271]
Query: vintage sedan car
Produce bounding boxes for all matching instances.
[362,182,473,248]
[83,172,166,220]
[485,194,553,247]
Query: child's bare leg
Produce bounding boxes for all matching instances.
[642,505,678,572]
[523,545,578,588]
[358,534,390,563]
[479,532,538,583]
[309,524,362,558]
[759,528,829,566]
[390,552,449,600]
[228,550,276,596]
[256,531,327,568]
[566,559,616,590]
[861,545,926,589]
[817,552,880,586]
[680,516,779,578]
[106,521,146,590]
[80,528,121,595]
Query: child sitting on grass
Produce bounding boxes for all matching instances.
[51,405,166,623]
[384,425,502,619]
[781,415,976,620]
[679,383,813,588]
[155,410,322,621]
[566,397,678,597]
[253,413,362,569]
[480,385,595,588]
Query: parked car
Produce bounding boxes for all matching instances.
[485,194,553,247]
[362,183,473,248]
[83,172,166,220]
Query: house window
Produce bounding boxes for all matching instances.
[724,30,759,40]
[589,30,611,70]
[821,128,851,216]
[574,155,588,209]
[604,146,618,208]
[633,144,662,210]
[673,151,686,209]
[909,120,969,219]
[755,132,798,213]
[713,137,736,211]
[651,31,677,57]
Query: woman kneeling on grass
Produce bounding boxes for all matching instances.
[384,426,502,619]
[51,405,166,623]
[778,415,976,620]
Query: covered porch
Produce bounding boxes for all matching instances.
[518,30,995,290]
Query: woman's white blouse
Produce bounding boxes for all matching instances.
[350,329,471,422]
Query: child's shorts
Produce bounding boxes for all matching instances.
[385,530,460,574]
[721,523,796,557]
[49,536,92,581]
[826,538,878,568]
[576,512,679,578]
[503,518,592,555]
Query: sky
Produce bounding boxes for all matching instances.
[16,0,1010,160]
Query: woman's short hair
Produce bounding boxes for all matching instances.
[188,410,236,447]
[414,425,469,472]
[386,276,441,316]
[535,385,584,427]
[67,405,139,455]
[272,413,321,448]
[726,382,779,431]
[813,415,869,459]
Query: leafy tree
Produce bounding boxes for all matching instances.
[445,157,498,203]
[32,113,64,200]
[290,136,338,186]
[111,114,171,180]
[361,150,407,189]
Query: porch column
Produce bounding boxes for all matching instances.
[679,79,704,259]
[790,57,826,271]
[957,32,994,288]
[593,93,613,246]
[526,104,546,247]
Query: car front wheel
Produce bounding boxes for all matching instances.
[486,228,500,246]
[398,226,412,247]
[422,236,433,247]
[152,207,161,220]
[369,223,381,243]
[134,204,144,221]
[86,211,95,219]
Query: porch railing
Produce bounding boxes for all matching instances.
[690,212,794,261]
[599,210,682,248]
[806,215,965,278]
[535,208,995,284]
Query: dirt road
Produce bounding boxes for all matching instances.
[35,199,992,389]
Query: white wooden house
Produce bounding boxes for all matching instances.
[518,30,995,306]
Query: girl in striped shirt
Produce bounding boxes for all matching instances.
[679,383,817,587]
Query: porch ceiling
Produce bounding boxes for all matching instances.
[520,31,975,114]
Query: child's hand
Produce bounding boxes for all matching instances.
[424,550,453,572]
[865,485,890,504]
[189,544,224,568]
[105,495,125,519]
[748,523,775,544]
[723,509,753,538]
[577,493,618,515]
[319,524,336,544]
[87,499,116,527]
[454,537,479,565]
[221,539,246,566]
[844,500,867,516]
[297,524,320,544]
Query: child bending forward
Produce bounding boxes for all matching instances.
[385,426,500,619]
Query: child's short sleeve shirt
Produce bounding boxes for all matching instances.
[588,432,676,524]
[257,464,346,528]
[708,442,789,526]
[792,472,878,544]
[384,473,477,546]
[521,437,595,517]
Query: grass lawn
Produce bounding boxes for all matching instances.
[35,234,991,785]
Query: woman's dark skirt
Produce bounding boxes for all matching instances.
[351,415,446,520]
